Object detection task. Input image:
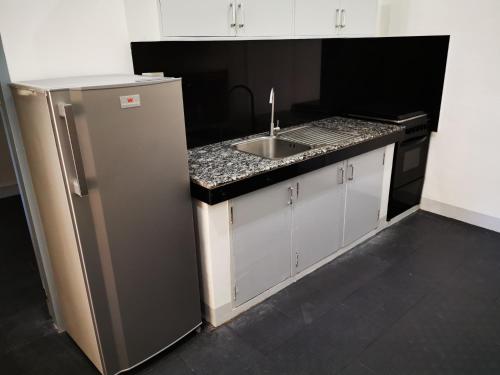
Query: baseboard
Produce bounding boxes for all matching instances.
[0,183,18,199]
[421,197,500,233]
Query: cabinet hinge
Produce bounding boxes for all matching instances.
[295,251,299,268]
[337,167,345,184]
[233,285,238,301]
[229,206,234,224]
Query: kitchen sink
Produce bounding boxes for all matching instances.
[232,136,312,160]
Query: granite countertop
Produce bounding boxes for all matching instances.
[188,116,401,190]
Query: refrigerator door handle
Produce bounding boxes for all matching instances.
[58,103,88,197]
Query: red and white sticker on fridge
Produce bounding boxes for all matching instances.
[120,94,141,109]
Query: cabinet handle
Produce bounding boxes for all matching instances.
[296,182,300,200]
[288,186,295,205]
[58,103,88,197]
[341,9,346,28]
[337,167,345,184]
[347,164,354,181]
[237,2,244,28]
[335,8,341,29]
[230,2,236,27]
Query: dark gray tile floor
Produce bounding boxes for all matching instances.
[2,195,500,375]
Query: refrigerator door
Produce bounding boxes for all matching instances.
[49,80,201,374]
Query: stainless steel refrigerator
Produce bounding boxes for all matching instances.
[10,75,201,375]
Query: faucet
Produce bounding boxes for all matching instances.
[269,88,280,137]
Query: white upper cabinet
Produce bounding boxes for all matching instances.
[236,0,294,37]
[295,0,378,37]
[124,0,378,40]
[294,0,341,36]
[339,0,378,36]
[159,0,236,37]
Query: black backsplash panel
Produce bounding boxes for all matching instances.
[131,36,449,148]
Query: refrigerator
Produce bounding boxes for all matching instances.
[10,75,201,375]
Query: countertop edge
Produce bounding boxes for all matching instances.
[190,129,402,205]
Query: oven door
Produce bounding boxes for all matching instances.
[392,135,430,188]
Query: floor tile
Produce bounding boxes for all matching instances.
[358,289,500,375]
[269,327,347,375]
[0,303,54,354]
[130,352,194,375]
[0,333,97,375]
[438,259,500,303]
[177,326,273,375]
[227,300,304,354]
[337,361,377,375]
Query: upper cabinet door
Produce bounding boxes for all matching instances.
[294,0,342,36]
[236,0,294,37]
[230,181,292,307]
[343,147,385,246]
[339,0,378,36]
[160,0,236,37]
[293,163,346,274]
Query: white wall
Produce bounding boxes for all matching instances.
[0,0,133,195]
[0,0,133,81]
[379,0,500,227]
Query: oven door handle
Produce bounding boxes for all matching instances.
[401,135,429,148]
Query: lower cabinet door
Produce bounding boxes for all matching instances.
[231,181,292,307]
[343,147,385,246]
[293,163,346,274]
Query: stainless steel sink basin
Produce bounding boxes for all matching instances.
[232,137,312,160]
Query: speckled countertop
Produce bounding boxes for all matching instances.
[188,116,401,189]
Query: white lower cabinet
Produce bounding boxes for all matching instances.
[230,147,385,307]
[292,162,345,274]
[230,181,292,307]
[343,147,385,246]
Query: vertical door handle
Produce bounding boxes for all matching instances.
[237,2,245,28]
[296,182,300,200]
[230,2,236,27]
[58,103,88,197]
[288,186,295,205]
[340,9,346,28]
[337,167,345,184]
[347,164,354,181]
[335,9,341,29]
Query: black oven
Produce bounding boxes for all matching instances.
[388,119,430,220]
[392,134,430,187]
[348,111,431,220]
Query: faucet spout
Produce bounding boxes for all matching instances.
[269,88,279,137]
